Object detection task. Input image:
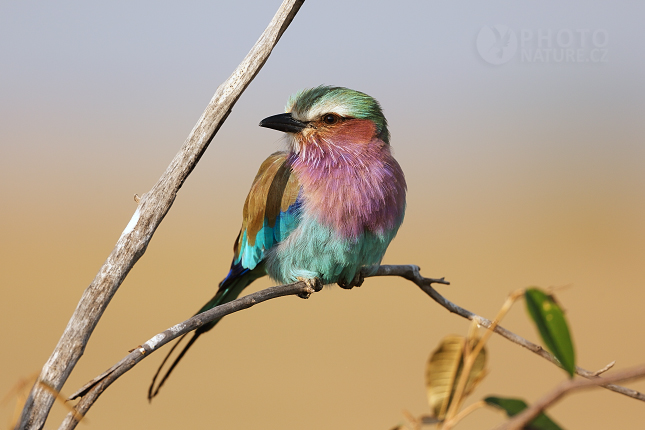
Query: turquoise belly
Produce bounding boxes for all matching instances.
[265,216,400,285]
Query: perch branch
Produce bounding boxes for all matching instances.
[16,1,305,429]
[59,271,447,430]
[495,362,645,430]
[61,265,643,429]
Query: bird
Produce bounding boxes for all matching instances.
[148,85,407,399]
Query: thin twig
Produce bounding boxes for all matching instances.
[447,400,487,428]
[592,361,616,376]
[401,409,422,430]
[371,265,645,403]
[16,1,305,429]
[494,362,645,430]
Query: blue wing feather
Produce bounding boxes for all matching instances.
[234,194,301,270]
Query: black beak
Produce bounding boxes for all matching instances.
[259,113,307,133]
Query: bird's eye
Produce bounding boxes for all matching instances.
[323,114,340,125]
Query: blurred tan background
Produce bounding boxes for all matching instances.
[1,1,644,429]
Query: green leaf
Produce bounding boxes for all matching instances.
[484,396,564,430]
[525,288,576,377]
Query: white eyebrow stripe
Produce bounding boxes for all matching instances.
[296,103,352,122]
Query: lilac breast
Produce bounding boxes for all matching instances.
[289,137,406,240]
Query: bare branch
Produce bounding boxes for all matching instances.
[57,270,446,430]
[494,362,645,430]
[16,1,305,429]
[60,265,644,429]
[372,265,645,403]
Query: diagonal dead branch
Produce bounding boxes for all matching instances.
[16,1,305,429]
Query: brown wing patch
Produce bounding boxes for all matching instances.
[236,152,300,249]
[281,170,300,213]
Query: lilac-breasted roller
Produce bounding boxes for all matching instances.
[149,86,406,398]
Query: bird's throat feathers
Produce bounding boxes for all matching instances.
[288,119,406,240]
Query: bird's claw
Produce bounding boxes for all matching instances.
[296,277,323,298]
[337,271,364,290]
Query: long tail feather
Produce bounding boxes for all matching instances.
[148,331,200,400]
[148,266,264,400]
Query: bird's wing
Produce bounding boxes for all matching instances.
[148,152,301,400]
[230,151,301,273]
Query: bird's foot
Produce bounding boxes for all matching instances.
[296,277,323,299]
[337,271,364,290]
